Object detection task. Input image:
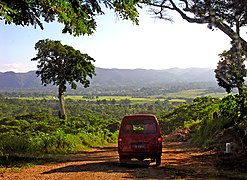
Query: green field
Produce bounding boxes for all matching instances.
[15,89,227,103]
[164,89,227,99]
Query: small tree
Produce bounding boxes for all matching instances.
[215,42,247,121]
[31,39,95,119]
[215,44,246,95]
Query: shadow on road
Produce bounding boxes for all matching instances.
[42,143,246,179]
[55,146,118,163]
[42,160,232,179]
[42,161,149,174]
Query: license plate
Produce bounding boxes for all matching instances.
[134,144,145,149]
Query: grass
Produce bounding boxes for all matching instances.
[168,99,187,103]
[165,89,227,99]
[0,167,22,174]
[80,96,161,102]
[14,96,57,100]
[203,92,227,98]
[164,89,205,99]
[15,95,165,103]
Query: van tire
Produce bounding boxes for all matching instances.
[156,156,161,166]
[119,156,128,165]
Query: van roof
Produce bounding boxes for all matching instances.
[124,114,156,117]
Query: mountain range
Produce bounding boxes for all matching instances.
[0,67,216,89]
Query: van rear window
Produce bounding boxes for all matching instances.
[122,119,157,134]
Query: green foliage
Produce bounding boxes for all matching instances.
[0,134,30,154]
[191,115,229,148]
[28,130,85,153]
[32,39,95,91]
[215,45,246,94]
[159,96,220,135]
[158,95,246,149]
[0,0,142,36]
[219,95,239,120]
[189,94,247,148]
[0,111,119,162]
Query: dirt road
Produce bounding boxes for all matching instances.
[1,140,247,180]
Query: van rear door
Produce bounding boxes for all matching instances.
[118,115,162,154]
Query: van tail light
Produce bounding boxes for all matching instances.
[157,137,162,143]
[118,138,123,151]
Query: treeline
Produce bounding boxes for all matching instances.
[0,98,171,120]
[0,81,225,98]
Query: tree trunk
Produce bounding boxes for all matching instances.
[58,92,66,120]
[234,16,245,123]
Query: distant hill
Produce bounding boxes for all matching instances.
[0,71,41,89]
[0,67,216,89]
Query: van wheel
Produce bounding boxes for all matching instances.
[156,156,161,166]
[119,156,128,165]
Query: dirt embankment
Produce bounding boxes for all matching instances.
[1,137,247,180]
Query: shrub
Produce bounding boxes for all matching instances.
[29,130,85,154]
[0,133,30,155]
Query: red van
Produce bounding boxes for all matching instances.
[118,114,162,166]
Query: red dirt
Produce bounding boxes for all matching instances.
[1,138,247,179]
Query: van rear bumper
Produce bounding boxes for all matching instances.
[118,151,162,159]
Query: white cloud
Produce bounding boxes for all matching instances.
[0,63,36,73]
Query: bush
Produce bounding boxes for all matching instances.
[0,112,119,159]
[29,130,86,154]
[0,133,30,155]
[189,95,247,148]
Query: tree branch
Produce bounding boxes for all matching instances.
[214,21,247,51]
[169,0,211,24]
[147,0,247,51]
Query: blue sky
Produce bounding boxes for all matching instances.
[0,7,232,72]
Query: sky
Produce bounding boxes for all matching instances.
[0,7,233,73]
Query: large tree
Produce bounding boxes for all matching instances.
[0,0,142,36]
[31,39,95,119]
